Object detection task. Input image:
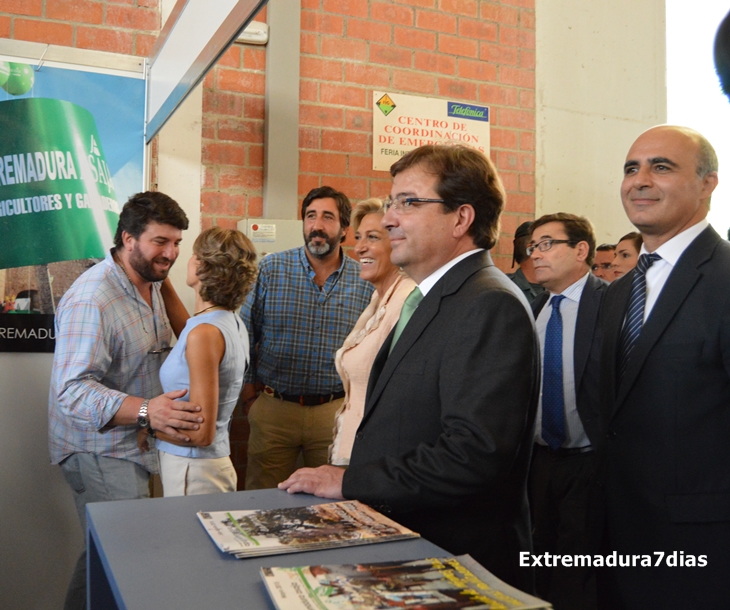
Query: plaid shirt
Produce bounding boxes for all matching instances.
[48,251,170,472]
[240,246,373,395]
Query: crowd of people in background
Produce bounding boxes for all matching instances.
[48,125,730,610]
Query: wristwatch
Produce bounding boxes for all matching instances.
[137,399,151,429]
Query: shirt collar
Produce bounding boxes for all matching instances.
[550,271,589,303]
[298,245,345,280]
[107,249,132,293]
[641,218,708,267]
[418,249,484,297]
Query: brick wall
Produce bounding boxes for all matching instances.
[201,35,267,231]
[0,0,160,55]
[215,0,537,483]
[202,0,536,270]
[0,0,536,263]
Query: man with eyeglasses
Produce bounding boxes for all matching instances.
[591,243,615,282]
[281,144,540,592]
[49,191,204,610]
[527,213,607,610]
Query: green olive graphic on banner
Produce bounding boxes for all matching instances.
[2,62,34,96]
[0,61,10,90]
[0,98,119,269]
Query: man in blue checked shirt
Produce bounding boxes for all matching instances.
[240,186,373,490]
[48,192,204,610]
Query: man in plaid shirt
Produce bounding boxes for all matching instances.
[49,192,203,610]
[240,186,373,490]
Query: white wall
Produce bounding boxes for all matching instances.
[158,0,203,314]
[157,82,203,314]
[666,0,730,238]
[536,0,667,244]
[0,353,83,609]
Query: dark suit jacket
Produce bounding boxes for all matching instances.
[598,226,730,608]
[342,251,540,592]
[532,272,606,447]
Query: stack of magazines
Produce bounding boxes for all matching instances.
[196,500,419,559]
[261,555,552,609]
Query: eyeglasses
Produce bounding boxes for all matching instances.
[591,262,613,271]
[526,239,577,256]
[383,196,445,214]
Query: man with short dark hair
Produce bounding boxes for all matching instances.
[600,125,730,607]
[528,212,606,609]
[508,220,545,303]
[240,186,372,490]
[592,243,616,282]
[281,145,540,592]
[49,191,202,610]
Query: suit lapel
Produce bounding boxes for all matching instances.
[364,287,441,415]
[574,273,603,387]
[360,251,492,424]
[531,291,548,318]
[364,332,392,415]
[613,226,719,415]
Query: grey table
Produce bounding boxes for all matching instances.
[86,489,449,609]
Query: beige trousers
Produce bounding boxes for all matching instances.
[158,451,237,496]
[245,391,343,490]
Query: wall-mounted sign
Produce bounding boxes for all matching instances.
[0,58,144,352]
[0,97,119,269]
[248,222,276,243]
[372,91,490,172]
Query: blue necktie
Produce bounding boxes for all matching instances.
[618,252,661,379]
[542,294,566,450]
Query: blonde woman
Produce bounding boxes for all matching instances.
[154,228,257,495]
[329,199,416,466]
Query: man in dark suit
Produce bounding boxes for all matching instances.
[281,144,540,591]
[528,213,606,609]
[599,125,730,607]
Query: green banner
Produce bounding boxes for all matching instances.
[0,98,119,269]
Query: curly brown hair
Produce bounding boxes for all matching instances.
[193,228,258,310]
[351,198,384,232]
[114,191,188,249]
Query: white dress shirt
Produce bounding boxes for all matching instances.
[534,272,591,449]
[418,249,484,296]
[641,219,708,322]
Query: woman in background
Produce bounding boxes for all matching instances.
[329,198,416,466]
[153,227,257,495]
[612,231,642,280]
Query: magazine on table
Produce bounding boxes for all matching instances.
[260,554,552,609]
[261,554,552,609]
[196,500,419,559]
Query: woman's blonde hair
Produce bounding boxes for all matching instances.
[194,227,258,310]
[351,198,384,232]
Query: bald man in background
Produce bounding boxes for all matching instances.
[599,125,730,608]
